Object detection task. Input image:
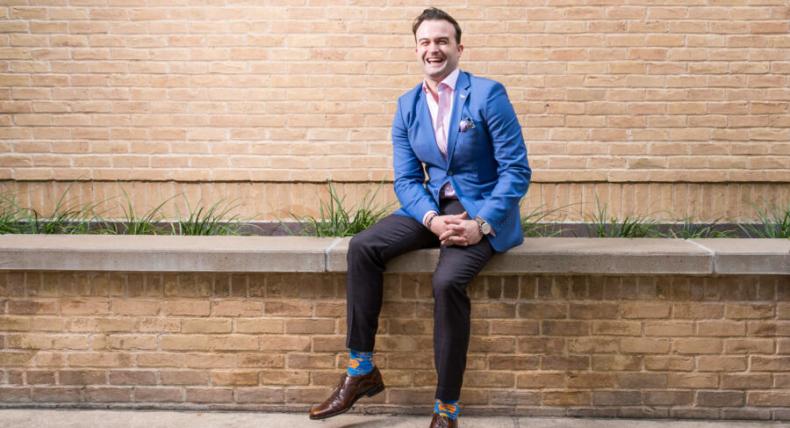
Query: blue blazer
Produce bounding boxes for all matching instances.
[392,70,531,252]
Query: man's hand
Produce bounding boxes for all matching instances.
[438,212,483,247]
[428,212,467,239]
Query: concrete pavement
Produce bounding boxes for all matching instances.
[0,410,789,428]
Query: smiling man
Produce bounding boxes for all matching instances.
[309,8,531,428]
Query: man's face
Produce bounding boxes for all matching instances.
[415,19,463,82]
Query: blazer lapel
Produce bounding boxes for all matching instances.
[446,71,471,164]
[417,90,447,167]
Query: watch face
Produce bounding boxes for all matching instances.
[481,223,491,235]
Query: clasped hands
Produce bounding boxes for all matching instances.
[428,211,482,247]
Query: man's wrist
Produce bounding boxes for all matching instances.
[475,216,493,236]
[423,211,438,228]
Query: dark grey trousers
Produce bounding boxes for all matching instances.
[345,199,494,401]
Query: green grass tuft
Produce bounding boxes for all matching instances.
[292,182,392,237]
[520,204,568,237]
[173,197,243,236]
[586,198,659,238]
[738,204,790,239]
[666,217,736,239]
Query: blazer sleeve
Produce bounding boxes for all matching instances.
[476,82,532,231]
[392,97,440,222]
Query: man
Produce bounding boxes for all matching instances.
[309,8,531,428]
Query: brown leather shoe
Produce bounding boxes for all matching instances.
[308,367,385,420]
[429,413,458,428]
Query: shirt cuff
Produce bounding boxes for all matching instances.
[422,210,438,228]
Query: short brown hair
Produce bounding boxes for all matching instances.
[412,7,462,44]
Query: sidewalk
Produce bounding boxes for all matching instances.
[0,409,788,428]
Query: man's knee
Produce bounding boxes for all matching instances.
[348,230,376,260]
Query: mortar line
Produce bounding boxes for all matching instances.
[324,237,343,272]
[686,239,717,275]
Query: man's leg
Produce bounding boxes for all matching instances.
[431,200,495,402]
[311,214,438,420]
[346,214,438,352]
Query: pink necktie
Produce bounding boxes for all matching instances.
[436,83,451,156]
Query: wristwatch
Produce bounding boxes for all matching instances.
[474,216,492,236]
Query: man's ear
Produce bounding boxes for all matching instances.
[458,44,464,56]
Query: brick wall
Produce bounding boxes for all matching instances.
[1,271,788,420]
[2,181,789,222]
[1,2,789,219]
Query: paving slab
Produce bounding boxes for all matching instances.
[0,410,787,428]
[0,235,334,273]
[691,239,790,275]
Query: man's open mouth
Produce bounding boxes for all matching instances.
[426,57,445,65]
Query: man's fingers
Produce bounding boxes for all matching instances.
[439,230,459,241]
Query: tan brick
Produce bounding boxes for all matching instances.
[160,335,211,351]
[748,392,790,407]
[85,386,131,402]
[724,339,775,354]
[259,335,310,352]
[645,356,694,372]
[516,373,565,389]
[163,300,210,316]
[621,338,671,354]
[61,299,109,315]
[211,300,263,317]
[260,370,309,386]
[59,370,106,385]
[645,321,694,337]
[236,387,284,404]
[673,338,722,355]
[7,300,58,315]
[134,387,183,402]
[110,299,159,316]
[181,319,232,334]
[235,319,284,334]
[593,321,641,336]
[517,303,567,319]
[209,335,258,351]
[725,303,774,319]
[160,370,209,385]
[567,373,616,389]
[698,391,744,407]
[109,370,157,385]
[592,355,642,371]
[698,321,746,337]
[622,302,670,319]
[543,391,591,406]
[541,320,589,336]
[285,319,335,335]
[210,370,259,386]
[751,356,790,371]
[32,387,81,402]
[721,374,772,389]
[697,356,747,372]
[668,373,719,389]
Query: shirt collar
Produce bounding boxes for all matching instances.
[422,68,461,94]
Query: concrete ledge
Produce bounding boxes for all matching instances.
[691,239,790,276]
[0,235,330,273]
[0,235,786,275]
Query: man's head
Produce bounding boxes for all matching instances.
[412,8,464,83]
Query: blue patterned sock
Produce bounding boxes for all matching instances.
[346,349,374,377]
[434,399,460,420]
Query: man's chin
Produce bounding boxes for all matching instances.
[425,67,450,81]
